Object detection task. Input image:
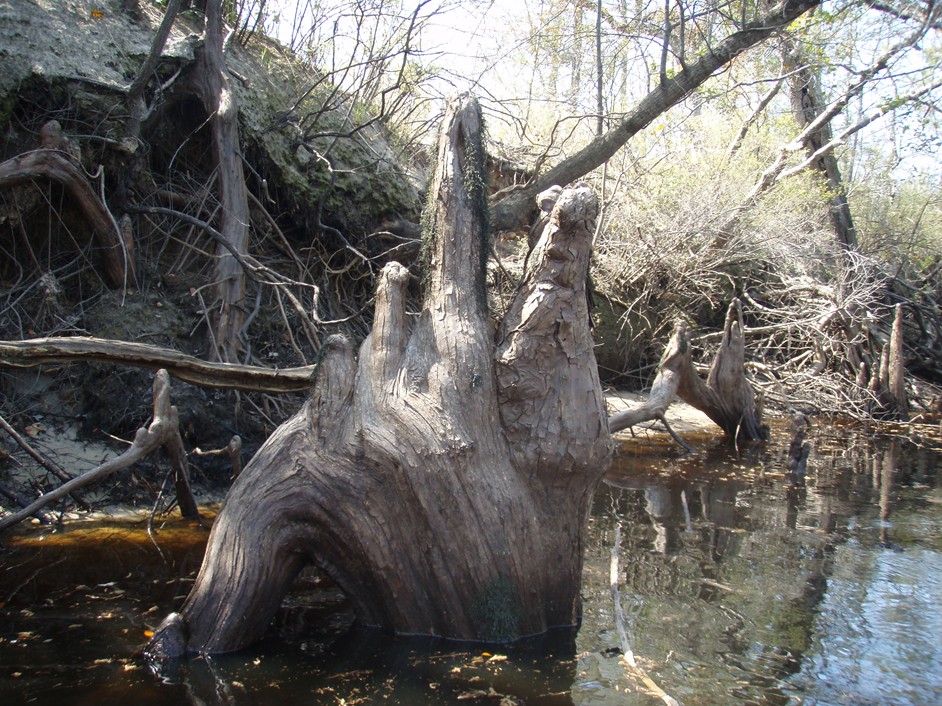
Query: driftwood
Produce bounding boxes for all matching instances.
[0,369,198,532]
[0,122,134,287]
[145,95,613,657]
[609,300,766,442]
[0,337,318,393]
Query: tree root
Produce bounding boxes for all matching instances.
[0,122,134,288]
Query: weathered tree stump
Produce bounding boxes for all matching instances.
[146,95,613,656]
[867,303,909,421]
[609,300,766,442]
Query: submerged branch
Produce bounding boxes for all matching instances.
[610,523,681,706]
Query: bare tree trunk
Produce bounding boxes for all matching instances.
[782,38,858,250]
[145,95,613,657]
[490,0,823,232]
[888,304,908,419]
[194,0,252,362]
[608,322,688,432]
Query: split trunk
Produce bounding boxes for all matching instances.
[146,95,613,656]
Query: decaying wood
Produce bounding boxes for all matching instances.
[145,95,612,657]
[888,304,908,420]
[608,300,765,442]
[0,370,198,532]
[867,303,909,420]
[0,337,318,393]
[608,323,688,432]
[0,128,134,287]
[786,414,811,478]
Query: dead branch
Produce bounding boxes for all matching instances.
[610,523,681,706]
[194,435,243,479]
[608,322,687,433]
[0,370,198,532]
[0,337,317,393]
[0,481,52,526]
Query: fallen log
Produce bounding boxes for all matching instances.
[0,337,318,393]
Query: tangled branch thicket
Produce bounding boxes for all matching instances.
[586,153,941,420]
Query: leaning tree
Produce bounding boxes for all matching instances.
[146,94,614,655]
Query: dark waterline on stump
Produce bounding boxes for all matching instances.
[1,421,940,705]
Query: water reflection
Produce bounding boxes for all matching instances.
[581,427,942,705]
[1,424,940,705]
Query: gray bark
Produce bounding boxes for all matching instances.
[609,300,766,442]
[146,95,613,656]
[194,0,252,362]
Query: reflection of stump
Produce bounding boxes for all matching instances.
[147,95,613,656]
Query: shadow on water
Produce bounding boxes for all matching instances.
[1,420,941,705]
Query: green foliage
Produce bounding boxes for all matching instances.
[852,170,942,266]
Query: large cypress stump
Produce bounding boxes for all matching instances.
[146,94,612,656]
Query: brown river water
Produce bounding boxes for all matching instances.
[1,420,940,705]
